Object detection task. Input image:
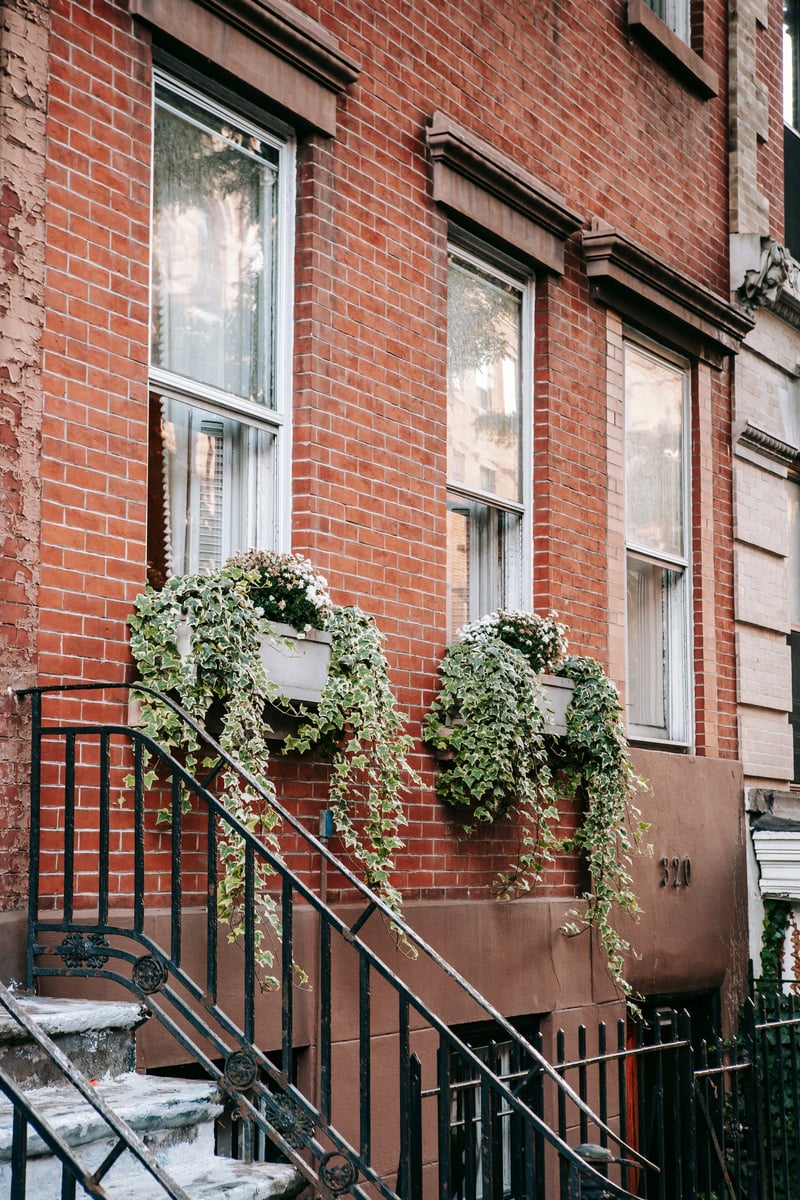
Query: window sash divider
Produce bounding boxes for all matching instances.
[150,367,286,432]
[626,543,688,571]
[446,482,525,517]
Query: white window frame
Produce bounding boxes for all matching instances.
[624,333,693,747]
[445,241,534,640]
[149,70,295,573]
[647,0,691,43]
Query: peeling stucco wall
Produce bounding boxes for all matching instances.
[0,0,48,914]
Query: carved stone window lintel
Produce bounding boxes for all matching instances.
[582,221,754,366]
[129,0,360,135]
[426,112,584,274]
[627,0,719,99]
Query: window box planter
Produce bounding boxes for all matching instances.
[538,672,574,736]
[258,622,332,704]
[174,619,332,705]
[432,672,574,760]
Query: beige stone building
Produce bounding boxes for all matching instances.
[730,0,800,976]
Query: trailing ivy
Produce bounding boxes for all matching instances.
[284,607,417,916]
[556,655,649,996]
[127,563,418,984]
[760,897,792,988]
[422,638,561,890]
[127,571,286,986]
[424,612,648,998]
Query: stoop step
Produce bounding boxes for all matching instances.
[0,995,304,1199]
[0,995,146,1087]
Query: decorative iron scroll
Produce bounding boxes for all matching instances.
[265,1093,315,1149]
[224,1049,258,1091]
[131,954,168,994]
[319,1150,359,1193]
[55,932,110,969]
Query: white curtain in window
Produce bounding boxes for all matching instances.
[158,395,276,576]
[627,557,666,731]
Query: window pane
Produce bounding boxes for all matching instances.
[625,343,686,559]
[447,496,523,640]
[153,394,276,576]
[626,555,687,739]
[447,257,522,504]
[152,86,279,406]
[646,0,690,42]
[786,1,800,129]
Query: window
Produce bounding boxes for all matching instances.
[785,2,800,259]
[624,339,692,744]
[148,72,294,582]
[446,247,532,640]
[447,1019,542,1200]
[644,0,690,43]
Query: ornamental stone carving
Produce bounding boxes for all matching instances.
[739,238,796,314]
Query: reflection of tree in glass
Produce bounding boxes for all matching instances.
[152,95,277,405]
[474,410,519,446]
[154,106,266,209]
[447,259,515,379]
[626,419,683,556]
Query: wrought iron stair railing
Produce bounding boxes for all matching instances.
[18,681,657,1199]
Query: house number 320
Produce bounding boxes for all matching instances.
[659,856,692,888]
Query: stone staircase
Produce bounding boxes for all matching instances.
[0,993,304,1199]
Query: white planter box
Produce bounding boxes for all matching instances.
[538,673,574,736]
[432,672,575,759]
[174,619,332,707]
[259,623,332,704]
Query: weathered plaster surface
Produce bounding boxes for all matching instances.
[0,0,49,911]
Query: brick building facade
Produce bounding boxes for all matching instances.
[1,0,758,1183]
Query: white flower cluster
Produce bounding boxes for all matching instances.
[224,549,333,632]
[459,609,568,673]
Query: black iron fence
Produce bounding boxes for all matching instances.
[441,990,799,1200]
[18,682,652,1200]
[16,681,800,1199]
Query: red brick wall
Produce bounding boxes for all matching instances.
[31,0,737,910]
[39,0,151,687]
[0,0,49,914]
[756,0,786,242]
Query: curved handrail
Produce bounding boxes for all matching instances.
[18,679,657,1197]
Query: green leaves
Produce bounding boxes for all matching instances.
[128,571,285,987]
[285,607,418,919]
[128,577,416,977]
[424,638,562,888]
[424,624,649,999]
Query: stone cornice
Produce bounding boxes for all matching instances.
[735,420,800,467]
[773,283,800,332]
[582,222,755,363]
[130,0,359,135]
[426,112,584,273]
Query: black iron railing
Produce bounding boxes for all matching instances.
[0,981,192,1200]
[748,984,800,1200]
[18,681,656,1200]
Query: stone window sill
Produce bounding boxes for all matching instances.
[627,0,718,99]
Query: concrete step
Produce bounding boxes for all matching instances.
[0,1072,304,1198]
[0,993,306,1198]
[0,994,146,1087]
[0,1072,220,1173]
[102,1156,304,1199]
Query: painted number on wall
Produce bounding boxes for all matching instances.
[659,856,692,888]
